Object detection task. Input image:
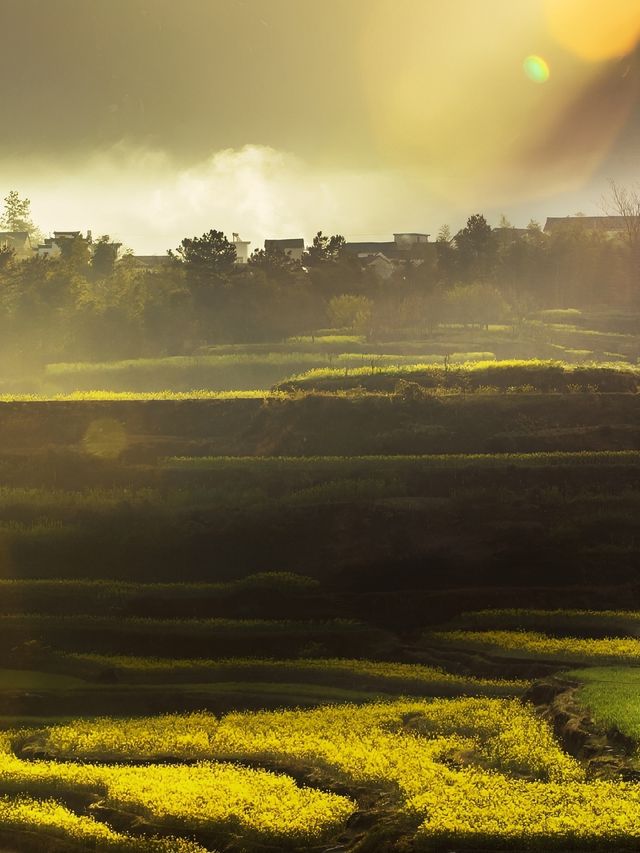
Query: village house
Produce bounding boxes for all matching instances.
[543,216,637,239]
[36,230,124,261]
[344,232,431,261]
[232,233,251,264]
[264,238,305,262]
[36,230,90,259]
[342,232,432,278]
[0,231,32,259]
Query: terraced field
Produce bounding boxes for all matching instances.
[0,357,639,849]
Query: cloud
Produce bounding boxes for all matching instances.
[0,136,630,255]
[1,144,437,254]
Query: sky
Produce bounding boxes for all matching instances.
[2,0,639,253]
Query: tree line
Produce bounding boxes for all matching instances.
[0,190,638,370]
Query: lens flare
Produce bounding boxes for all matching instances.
[523,55,550,83]
[544,0,640,62]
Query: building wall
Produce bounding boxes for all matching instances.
[283,246,304,262]
[394,233,429,249]
[232,239,251,263]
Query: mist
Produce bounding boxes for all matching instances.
[4,140,635,256]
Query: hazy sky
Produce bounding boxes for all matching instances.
[3,0,639,252]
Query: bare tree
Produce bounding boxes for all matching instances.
[602,179,640,251]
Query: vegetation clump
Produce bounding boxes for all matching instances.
[278,359,640,394]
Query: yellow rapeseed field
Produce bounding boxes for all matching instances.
[0,730,353,846]
[5,697,640,848]
[431,629,640,664]
[0,795,208,851]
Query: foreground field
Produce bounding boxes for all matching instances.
[2,607,640,850]
[6,697,640,851]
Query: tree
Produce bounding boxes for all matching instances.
[454,214,497,282]
[328,294,372,331]
[91,235,119,278]
[302,231,364,299]
[168,230,237,344]
[435,224,456,284]
[248,245,301,281]
[398,289,445,336]
[603,179,640,260]
[444,283,508,329]
[57,234,91,272]
[0,246,14,271]
[303,231,346,266]
[0,190,40,240]
[169,229,237,278]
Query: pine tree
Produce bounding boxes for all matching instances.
[0,190,39,240]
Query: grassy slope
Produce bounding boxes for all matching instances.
[278,359,640,393]
[567,667,640,746]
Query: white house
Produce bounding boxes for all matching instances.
[232,232,251,264]
[36,230,86,259]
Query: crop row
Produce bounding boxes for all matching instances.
[0,795,203,852]
[0,615,389,659]
[428,630,640,665]
[0,573,317,617]
[60,654,528,696]
[447,609,640,638]
[166,450,640,472]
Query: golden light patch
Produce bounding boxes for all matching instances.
[82,418,128,459]
[544,0,640,62]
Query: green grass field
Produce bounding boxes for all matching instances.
[565,667,640,747]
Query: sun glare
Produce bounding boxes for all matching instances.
[544,0,640,62]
